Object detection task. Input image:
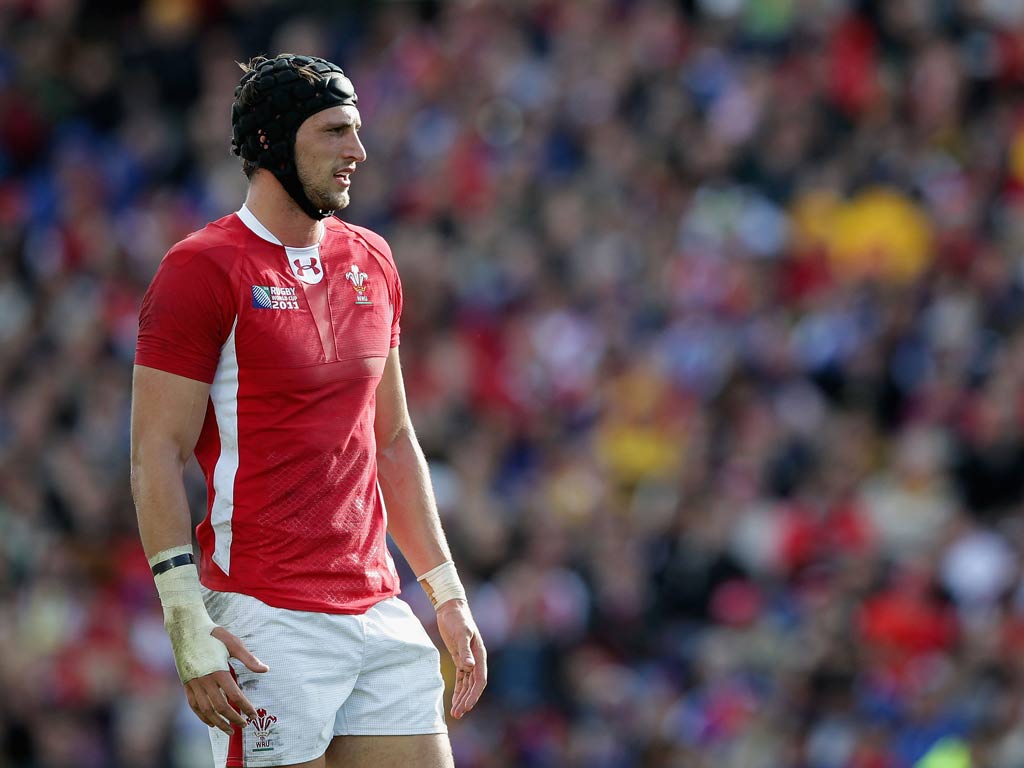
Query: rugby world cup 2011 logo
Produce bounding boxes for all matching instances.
[344,264,373,305]
[252,285,299,310]
[248,708,279,753]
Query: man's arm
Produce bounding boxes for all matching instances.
[374,347,487,719]
[132,365,212,554]
[131,364,268,734]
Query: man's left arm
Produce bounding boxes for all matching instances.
[374,346,487,719]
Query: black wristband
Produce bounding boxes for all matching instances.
[151,553,195,576]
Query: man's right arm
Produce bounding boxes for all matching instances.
[131,364,211,555]
[131,364,267,735]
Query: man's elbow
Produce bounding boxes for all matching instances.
[376,425,415,465]
[130,436,187,492]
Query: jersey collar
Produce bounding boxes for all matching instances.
[236,204,325,249]
[237,204,282,245]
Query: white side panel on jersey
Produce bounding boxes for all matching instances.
[210,318,240,574]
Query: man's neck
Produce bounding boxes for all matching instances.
[243,171,324,247]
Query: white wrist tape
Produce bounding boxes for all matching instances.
[150,545,229,684]
[417,560,466,609]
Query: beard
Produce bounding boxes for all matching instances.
[295,157,350,213]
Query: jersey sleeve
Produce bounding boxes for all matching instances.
[345,222,403,349]
[136,244,235,384]
[390,264,403,348]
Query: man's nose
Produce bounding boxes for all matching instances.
[345,134,367,163]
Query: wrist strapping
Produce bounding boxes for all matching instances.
[150,545,229,684]
[151,551,195,575]
[417,560,466,609]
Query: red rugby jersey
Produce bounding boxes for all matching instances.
[136,206,402,613]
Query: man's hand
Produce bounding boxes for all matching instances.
[180,627,269,735]
[436,599,487,719]
[148,549,270,735]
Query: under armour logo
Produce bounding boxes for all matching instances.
[293,258,320,276]
[288,253,324,285]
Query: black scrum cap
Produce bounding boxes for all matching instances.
[231,54,358,220]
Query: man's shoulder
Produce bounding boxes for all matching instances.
[328,218,395,264]
[165,212,245,266]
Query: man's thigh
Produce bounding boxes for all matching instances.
[203,589,363,768]
[325,734,454,768]
[204,591,447,767]
[335,597,447,736]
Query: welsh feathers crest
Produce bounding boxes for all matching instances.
[344,264,373,305]
[248,708,278,739]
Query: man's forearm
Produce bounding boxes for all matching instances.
[132,441,236,686]
[131,443,195,559]
[376,427,454,577]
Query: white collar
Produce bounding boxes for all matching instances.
[236,204,324,250]
[236,204,281,245]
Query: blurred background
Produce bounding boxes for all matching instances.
[4,0,1024,766]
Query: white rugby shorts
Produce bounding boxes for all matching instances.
[201,589,447,768]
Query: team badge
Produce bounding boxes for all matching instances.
[248,708,279,754]
[289,254,323,285]
[344,264,372,305]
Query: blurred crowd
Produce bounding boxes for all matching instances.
[4,0,1024,766]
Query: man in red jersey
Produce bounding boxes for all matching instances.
[131,54,485,768]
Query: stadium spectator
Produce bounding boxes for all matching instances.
[4,1,1024,766]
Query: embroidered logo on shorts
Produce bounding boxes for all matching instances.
[248,708,279,753]
[252,285,299,310]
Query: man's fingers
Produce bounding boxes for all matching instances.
[463,662,487,714]
[184,669,261,734]
[184,686,216,730]
[213,670,259,720]
[451,670,469,719]
[450,633,473,718]
[449,664,464,712]
[188,683,235,734]
[437,605,487,718]
[212,627,269,673]
[194,675,248,728]
[206,681,248,728]
[452,659,477,718]
[207,708,234,735]
[185,682,219,730]
[471,633,488,681]
[451,632,487,719]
